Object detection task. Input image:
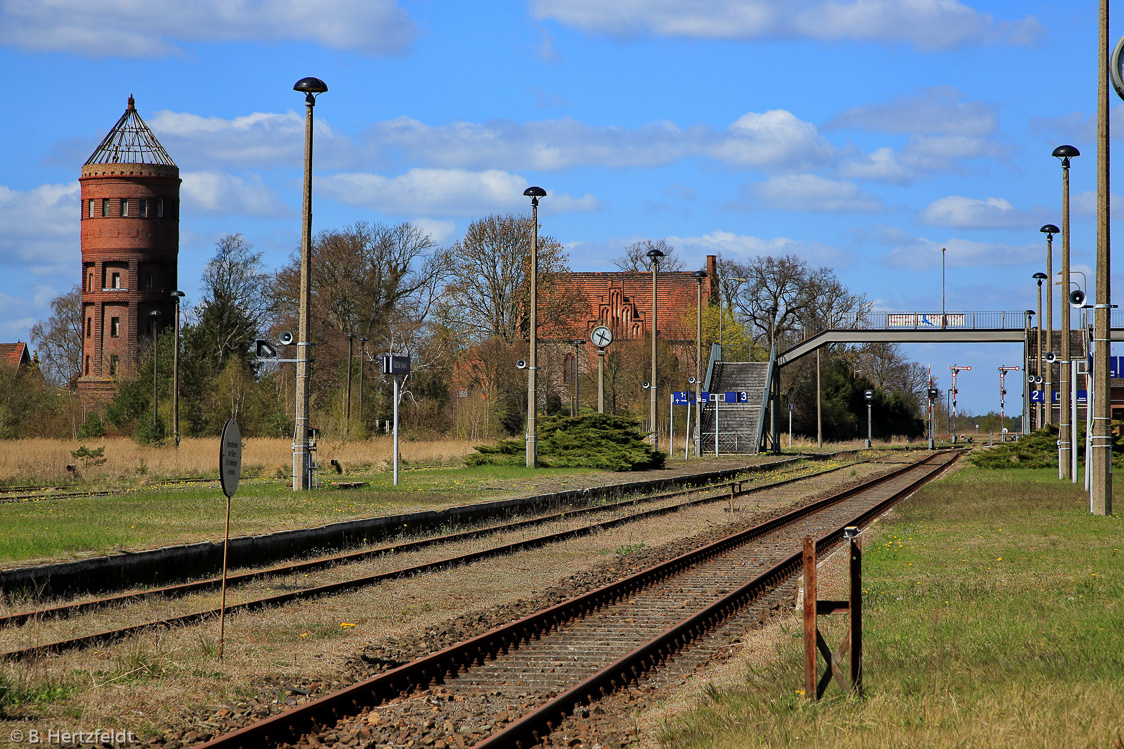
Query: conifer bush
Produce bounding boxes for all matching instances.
[467,413,665,471]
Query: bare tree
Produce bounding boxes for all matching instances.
[610,239,685,272]
[439,213,586,345]
[30,285,83,386]
[718,254,869,352]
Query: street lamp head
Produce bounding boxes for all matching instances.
[692,270,707,281]
[646,248,665,270]
[1033,272,1048,281]
[523,185,546,206]
[293,77,328,106]
[1052,144,1079,167]
[170,290,184,299]
[1040,224,1060,236]
[1026,309,1035,317]
[149,310,161,317]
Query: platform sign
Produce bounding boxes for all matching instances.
[382,354,411,376]
[219,419,241,499]
[672,391,691,405]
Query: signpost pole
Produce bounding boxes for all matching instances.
[669,392,674,453]
[218,419,241,660]
[393,373,400,487]
[685,399,691,460]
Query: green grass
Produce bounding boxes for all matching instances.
[658,466,1124,748]
[0,464,597,565]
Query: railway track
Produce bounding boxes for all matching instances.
[0,455,876,661]
[197,449,958,748]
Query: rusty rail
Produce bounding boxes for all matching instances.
[197,451,956,749]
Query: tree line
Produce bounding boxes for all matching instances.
[16,216,937,444]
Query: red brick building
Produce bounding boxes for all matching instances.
[547,255,718,343]
[77,96,180,406]
[0,343,32,371]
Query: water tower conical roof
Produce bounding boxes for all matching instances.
[84,95,176,167]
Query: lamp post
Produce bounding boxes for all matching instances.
[292,76,327,491]
[358,337,367,430]
[647,247,665,452]
[1040,225,1059,426]
[171,290,184,448]
[524,186,546,468]
[1094,3,1115,515]
[570,339,584,415]
[149,310,161,430]
[768,304,779,454]
[692,269,707,456]
[1033,272,1047,429]
[1053,145,1079,481]
[345,333,355,437]
[864,389,873,448]
[941,246,947,329]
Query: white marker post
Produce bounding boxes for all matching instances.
[218,419,241,660]
[383,355,411,486]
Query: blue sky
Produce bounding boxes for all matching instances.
[0,0,1119,417]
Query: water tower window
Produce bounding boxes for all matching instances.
[111,272,121,289]
[138,198,148,218]
[109,355,119,375]
[120,199,129,217]
[110,317,120,338]
[156,198,164,218]
[87,200,94,219]
[85,318,91,338]
[102,198,110,217]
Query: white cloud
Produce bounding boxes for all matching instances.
[838,147,914,184]
[826,87,997,136]
[411,219,458,245]
[530,0,1040,51]
[881,236,1038,270]
[707,111,837,171]
[147,110,356,170]
[666,229,848,267]
[753,174,882,212]
[0,0,415,57]
[921,196,1038,229]
[900,134,1009,171]
[180,171,291,217]
[0,182,79,280]
[317,168,602,216]
[368,110,833,173]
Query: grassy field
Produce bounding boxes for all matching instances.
[0,463,603,567]
[658,466,1124,747]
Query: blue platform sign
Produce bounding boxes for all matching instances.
[1030,390,1088,404]
[673,391,711,405]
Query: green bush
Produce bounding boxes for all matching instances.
[968,422,1124,469]
[467,413,665,471]
[133,417,166,446]
[76,411,107,439]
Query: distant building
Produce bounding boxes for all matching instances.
[0,342,32,371]
[76,96,180,407]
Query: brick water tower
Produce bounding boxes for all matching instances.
[77,96,180,406]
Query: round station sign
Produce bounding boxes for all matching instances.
[219,419,242,499]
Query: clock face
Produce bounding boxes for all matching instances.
[590,325,613,348]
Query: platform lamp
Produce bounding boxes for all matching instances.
[1039,225,1059,427]
[1033,272,1048,430]
[1052,145,1079,481]
[692,269,707,457]
[647,246,665,452]
[570,339,585,415]
[1024,309,1035,434]
[149,310,161,430]
[292,75,327,491]
[768,305,779,454]
[170,290,185,447]
[523,186,546,468]
[345,332,355,436]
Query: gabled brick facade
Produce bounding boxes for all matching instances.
[545,255,717,342]
[0,343,31,371]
